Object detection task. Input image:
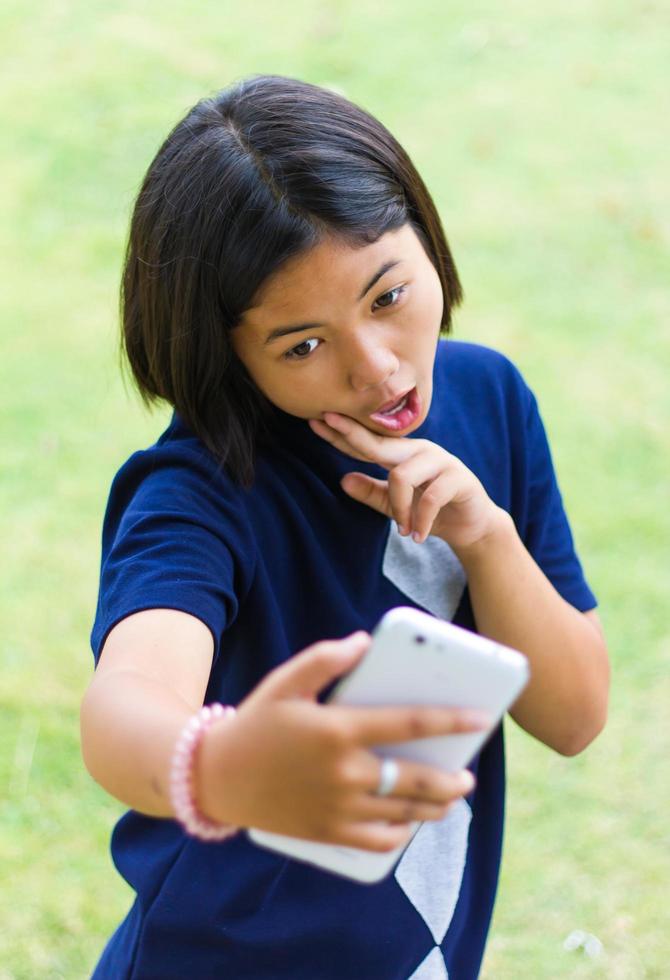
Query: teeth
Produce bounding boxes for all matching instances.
[381,394,408,416]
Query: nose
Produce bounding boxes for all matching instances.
[347,335,400,392]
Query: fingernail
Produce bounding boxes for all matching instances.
[459,771,476,794]
[461,710,492,729]
[336,633,367,657]
[412,532,421,543]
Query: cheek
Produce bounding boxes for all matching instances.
[253,365,316,411]
[425,268,445,326]
[252,369,287,403]
[409,277,443,339]
[230,339,278,398]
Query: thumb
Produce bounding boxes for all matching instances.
[259,631,371,701]
[340,473,392,517]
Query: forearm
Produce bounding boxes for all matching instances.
[80,669,195,818]
[453,509,609,755]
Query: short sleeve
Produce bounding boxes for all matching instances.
[522,388,597,612]
[90,444,256,667]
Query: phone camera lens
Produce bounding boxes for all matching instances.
[414,635,426,644]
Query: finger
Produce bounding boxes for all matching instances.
[340,473,393,518]
[343,704,491,745]
[375,764,476,805]
[260,632,371,700]
[385,467,416,536]
[332,820,415,853]
[308,419,372,463]
[319,413,420,469]
[410,470,461,544]
[386,453,445,535]
[350,793,453,824]
[347,752,476,804]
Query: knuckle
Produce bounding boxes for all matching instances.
[412,775,431,796]
[421,480,440,503]
[332,755,359,787]
[406,711,430,738]
[415,772,450,804]
[325,733,350,764]
[320,713,350,750]
[387,468,406,489]
[420,487,439,506]
[313,727,347,767]
[430,775,451,801]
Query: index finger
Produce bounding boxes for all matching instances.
[320,412,419,469]
[337,704,492,746]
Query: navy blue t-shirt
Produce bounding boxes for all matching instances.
[90,340,596,980]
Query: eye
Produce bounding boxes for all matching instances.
[372,285,405,311]
[283,337,320,361]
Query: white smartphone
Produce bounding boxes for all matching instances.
[248,606,529,883]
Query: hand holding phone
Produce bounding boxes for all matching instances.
[249,607,529,881]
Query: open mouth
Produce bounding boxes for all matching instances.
[369,387,421,431]
[378,392,411,416]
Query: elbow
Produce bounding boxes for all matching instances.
[558,636,611,757]
[555,687,609,757]
[556,708,607,756]
[79,688,96,779]
[79,683,105,784]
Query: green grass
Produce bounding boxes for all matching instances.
[1,0,668,976]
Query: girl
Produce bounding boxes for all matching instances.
[80,74,609,979]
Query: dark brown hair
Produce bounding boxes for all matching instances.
[121,74,463,487]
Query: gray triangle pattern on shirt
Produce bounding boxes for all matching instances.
[406,944,450,980]
[382,524,470,968]
[382,524,466,623]
[395,799,472,943]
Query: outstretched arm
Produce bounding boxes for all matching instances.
[81,609,484,848]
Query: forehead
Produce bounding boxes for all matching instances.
[245,223,423,315]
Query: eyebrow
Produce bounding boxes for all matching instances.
[262,259,402,346]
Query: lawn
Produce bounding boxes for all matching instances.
[1,0,668,976]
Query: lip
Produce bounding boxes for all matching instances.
[372,387,414,414]
[368,386,421,432]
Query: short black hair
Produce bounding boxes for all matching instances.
[121,74,463,488]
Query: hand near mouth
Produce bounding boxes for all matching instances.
[308,412,504,553]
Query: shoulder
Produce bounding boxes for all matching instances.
[109,415,238,507]
[102,415,250,544]
[433,339,534,424]
[436,338,529,391]
[420,339,547,507]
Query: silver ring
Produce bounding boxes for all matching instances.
[375,757,399,797]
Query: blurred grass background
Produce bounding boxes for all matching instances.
[1,0,668,977]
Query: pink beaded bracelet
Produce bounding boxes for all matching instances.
[169,703,239,842]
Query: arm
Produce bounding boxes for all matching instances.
[80,609,483,848]
[80,608,215,817]
[307,411,610,758]
[455,508,609,756]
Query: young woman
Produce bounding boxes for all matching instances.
[80,74,609,979]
